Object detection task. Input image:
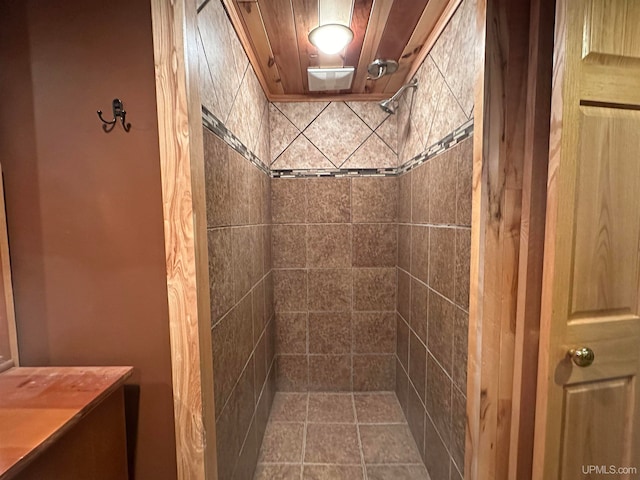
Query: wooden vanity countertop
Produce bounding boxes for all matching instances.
[0,366,133,479]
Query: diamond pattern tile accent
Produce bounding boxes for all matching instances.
[274,102,329,131]
[342,134,397,169]
[375,115,398,154]
[197,0,247,122]
[270,104,300,163]
[426,83,467,148]
[346,101,390,130]
[411,56,445,147]
[272,135,334,170]
[304,102,372,166]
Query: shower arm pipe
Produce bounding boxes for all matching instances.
[388,77,418,103]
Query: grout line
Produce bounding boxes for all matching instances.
[300,392,310,479]
[352,393,368,480]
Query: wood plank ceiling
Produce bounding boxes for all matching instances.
[222,0,460,101]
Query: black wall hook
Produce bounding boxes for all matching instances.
[97,98,131,132]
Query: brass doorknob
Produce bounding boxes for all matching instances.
[568,347,595,367]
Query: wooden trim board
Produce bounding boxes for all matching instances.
[507,0,554,478]
[466,0,535,478]
[150,0,217,479]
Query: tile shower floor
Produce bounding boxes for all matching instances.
[254,392,430,480]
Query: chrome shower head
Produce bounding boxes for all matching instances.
[379,98,397,115]
[378,78,418,114]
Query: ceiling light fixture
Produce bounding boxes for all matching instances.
[308,24,354,55]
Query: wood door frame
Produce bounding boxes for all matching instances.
[466,0,554,478]
[150,0,217,479]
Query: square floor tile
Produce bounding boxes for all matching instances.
[304,423,361,464]
[354,393,406,424]
[359,424,423,464]
[307,393,355,423]
[269,393,308,422]
[303,465,365,480]
[259,422,304,463]
[366,465,430,480]
[254,464,302,480]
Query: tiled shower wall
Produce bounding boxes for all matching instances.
[197,1,475,480]
[398,0,476,167]
[271,176,398,392]
[394,1,476,479]
[270,102,397,170]
[395,138,472,480]
[198,2,275,480]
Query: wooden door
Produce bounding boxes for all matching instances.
[533,0,640,478]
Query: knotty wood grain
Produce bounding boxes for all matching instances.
[466,0,530,478]
[257,0,304,93]
[352,0,394,93]
[151,0,217,478]
[233,1,285,95]
[381,0,459,94]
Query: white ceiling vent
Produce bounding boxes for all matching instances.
[307,67,355,92]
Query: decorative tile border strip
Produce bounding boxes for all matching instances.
[397,117,474,176]
[202,106,270,176]
[202,106,473,179]
[271,167,397,179]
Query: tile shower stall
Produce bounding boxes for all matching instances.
[198,0,476,479]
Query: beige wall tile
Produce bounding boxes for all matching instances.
[395,360,409,416]
[427,292,455,375]
[272,178,307,224]
[410,278,428,344]
[208,228,234,324]
[307,224,351,268]
[203,129,231,227]
[409,333,426,403]
[304,103,371,166]
[308,269,352,312]
[407,382,426,459]
[308,312,351,354]
[274,269,308,312]
[456,138,473,226]
[352,223,398,268]
[426,354,452,447]
[309,355,351,391]
[398,224,411,272]
[396,315,410,372]
[429,149,457,225]
[272,134,334,170]
[455,228,471,310]
[270,104,300,163]
[429,227,455,299]
[352,177,398,223]
[398,173,412,223]
[276,312,307,354]
[342,133,398,169]
[353,268,396,311]
[307,178,351,223]
[272,224,307,268]
[353,355,395,391]
[276,355,308,391]
[273,101,328,131]
[353,312,396,354]
[453,307,469,392]
[410,226,429,284]
[411,161,429,224]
